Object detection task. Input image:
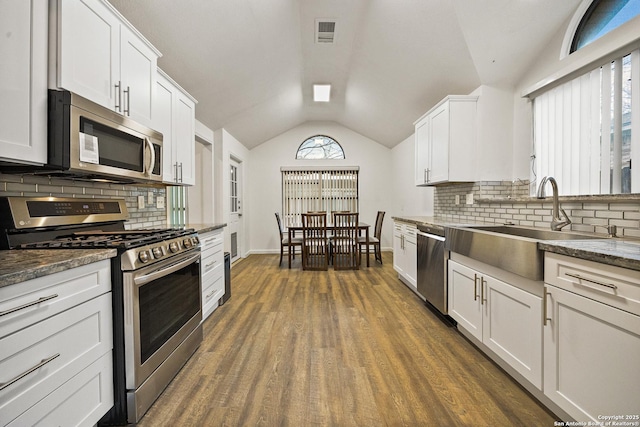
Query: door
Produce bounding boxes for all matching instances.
[58,0,120,110]
[0,0,48,164]
[120,26,156,128]
[447,260,482,341]
[229,157,242,263]
[544,285,640,421]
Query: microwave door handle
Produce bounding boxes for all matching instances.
[145,137,155,177]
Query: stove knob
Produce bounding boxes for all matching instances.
[193,236,200,245]
[169,242,180,253]
[183,238,193,248]
[138,251,150,263]
[152,247,164,258]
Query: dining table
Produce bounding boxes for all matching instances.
[287,222,371,269]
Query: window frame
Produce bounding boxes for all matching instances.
[295,135,345,160]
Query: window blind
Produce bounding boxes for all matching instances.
[533,48,639,195]
[281,168,359,226]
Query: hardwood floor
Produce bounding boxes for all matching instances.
[137,253,556,426]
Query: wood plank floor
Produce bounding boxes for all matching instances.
[137,253,557,426]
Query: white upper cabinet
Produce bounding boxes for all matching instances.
[0,0,48,165]
[53,0,160,128]
[155,70,197,186]
[414,95,477,186]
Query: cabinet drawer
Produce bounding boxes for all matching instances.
[544,253,640,316]
[202,275,224,321]
[0,293,113,425]
[0,260,111,339]
[201,250,224,281]
[200,230,223,252]
[7,352,113,427]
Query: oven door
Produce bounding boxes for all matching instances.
[122,250,202,389]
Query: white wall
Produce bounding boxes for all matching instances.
[390,133,434,217]
[247,121,394,254]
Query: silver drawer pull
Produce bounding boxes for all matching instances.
[565,273,618,290]
[0,353,60,391]
[0,294,59,317]
[206,290,216,299]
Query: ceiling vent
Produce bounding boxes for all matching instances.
[315,19,336,44]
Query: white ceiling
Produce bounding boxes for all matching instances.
[107,0,583,149]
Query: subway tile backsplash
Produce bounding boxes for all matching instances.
[0,173,167,229]
[434,181,640,239]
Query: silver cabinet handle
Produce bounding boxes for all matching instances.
[473,274,479,301]
[115,81,122,113]
[205,289,216,300]
[0,353,60,391]
[205,261,216,272]
[0,294,58,317]
[424,169,428,183]
[543,287,551,326]
[481,277,487,304]
[123,86,130,116]
[565,273,618,290]
[426,168,430,183]
[179,162,183,183]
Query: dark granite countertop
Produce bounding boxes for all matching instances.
[185,223,226,234]
[538,240,640,272]
[0,249,117,288]
[393,215,640,272]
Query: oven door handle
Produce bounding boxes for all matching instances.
[134,252,200,286]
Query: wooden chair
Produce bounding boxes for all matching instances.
[332,212,359,270]
[358,211,385,265]
[301,212,329,271]
[275,213,302,267]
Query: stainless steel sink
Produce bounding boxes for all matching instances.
[444,225,598,281]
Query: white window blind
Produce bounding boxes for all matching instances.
[281,168,359,226]
[533,48,639,195]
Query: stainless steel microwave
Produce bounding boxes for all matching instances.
[45,90,162,183]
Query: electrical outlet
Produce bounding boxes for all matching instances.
[466,193,474,205]
[147,191,154,205]
[137,195,145,209]
[156,196,165,209]
[455,195,460,205]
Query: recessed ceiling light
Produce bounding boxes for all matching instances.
[313,84,331,102]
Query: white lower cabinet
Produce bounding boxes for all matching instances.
[0,260,113,427]
[200,229,225,322]
[543,253,640,422]
[448,259,543,389]
[393,221,417,290]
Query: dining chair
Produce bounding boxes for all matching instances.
[301,212,329,270]
[358,211,385,265]
[332,212,359,270]
[275,212,302,267]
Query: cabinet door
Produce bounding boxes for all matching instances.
[393,224,403,275]
[544,285,640,422]
[174,93,196,185]
[448,260,482,341]
[120,26,157,128]
[414,117,430,185]
[57,0,119,110]
[429,102,449,184]
[483,275,542,389]
[0,0,48,164]
[155,74,175,183]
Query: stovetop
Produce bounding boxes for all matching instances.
[16,228,195,250]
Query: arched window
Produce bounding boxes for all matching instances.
[571,0,640,53]
[296,135,345,159]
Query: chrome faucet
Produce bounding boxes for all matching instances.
[536,176,571,231]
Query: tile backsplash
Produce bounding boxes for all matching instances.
[434,181,640,239]
[0,173,167,229]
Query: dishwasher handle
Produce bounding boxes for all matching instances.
[416,230,445,242]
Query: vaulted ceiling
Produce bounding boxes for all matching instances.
[107,0,583,149]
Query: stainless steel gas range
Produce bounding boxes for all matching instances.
[0,196,203,425]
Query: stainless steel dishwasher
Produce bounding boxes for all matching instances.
[416,224,448,314]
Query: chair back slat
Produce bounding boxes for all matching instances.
[332,212,359,270]
[374,211,385,240]
[301,213,329,270]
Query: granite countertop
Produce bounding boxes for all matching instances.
[393,215,640,272]
[185,223,227,234]
[538,240,640,272]
[0,249,117,288]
